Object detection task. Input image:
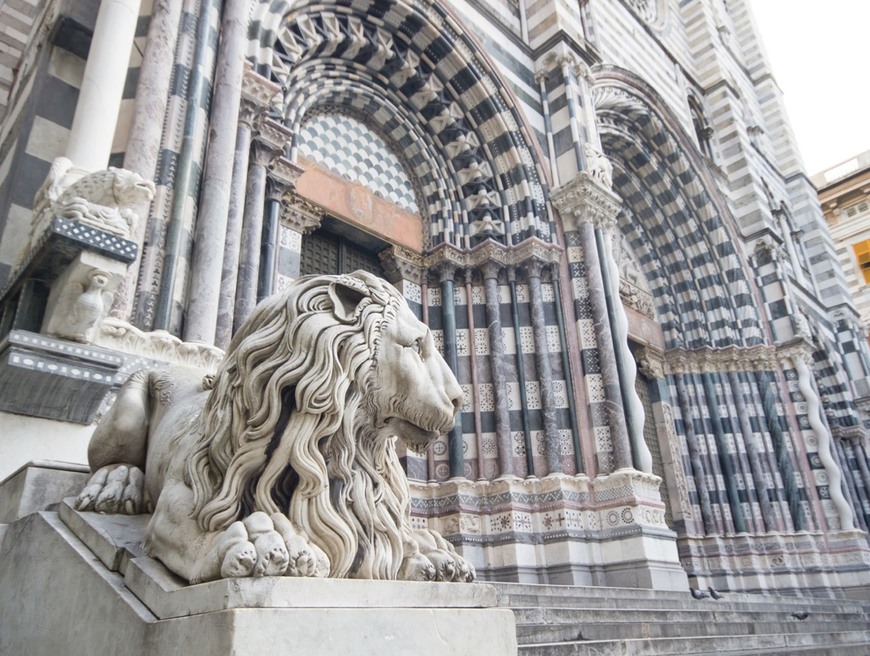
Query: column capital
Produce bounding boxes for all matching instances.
[241,64,282,111]
[266,156,304,200]
[636,346,666,379]
[280,192,323,235]
[379,245,426,285]
[550,172,622,231]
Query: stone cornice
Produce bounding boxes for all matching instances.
[550,172,622,231]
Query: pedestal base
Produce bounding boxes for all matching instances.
[0,501,516,656]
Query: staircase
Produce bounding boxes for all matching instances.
[493,582,870,655]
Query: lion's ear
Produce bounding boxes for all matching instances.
[329,277,369,323]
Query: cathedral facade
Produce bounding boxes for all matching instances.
[1,0,869,597]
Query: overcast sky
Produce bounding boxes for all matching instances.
[749,1,870,177]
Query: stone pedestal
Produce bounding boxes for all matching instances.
[0,499,517,656]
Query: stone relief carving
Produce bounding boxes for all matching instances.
[45,269,112,343]
[27,157,155,257]
[583,142,614,190]
[615,235,656,319]
[76,272,474,584]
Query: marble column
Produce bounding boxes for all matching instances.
[727,369,777,531]
[526,260,562,475]
[215,102,256,349]
[673,373,715,534]
[701,371,747,533]
[112,0,182,320]
[65,0,143,175]
[215,69,283,347]
[463,270,486,480]
[259,166,298,300]
[596,223,653,473]
[184,0,249,344]
[509,268,534,477]
[438,265,465,479]
[791,349,855,530]
[579,220,632,470]
[233,141,273,332]
[753,369,804,531]
[482,262,516,478]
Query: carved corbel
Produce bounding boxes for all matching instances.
[636,346,666,380]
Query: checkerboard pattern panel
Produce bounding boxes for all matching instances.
[297,111,419,213]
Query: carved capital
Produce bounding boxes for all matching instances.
[254,115,293,152]
[550,172,622,231]
[379,245,426,285]
[241,65,282,111]
[267,156,304,200]
[665,345,778,375]
[280,193,324,235]
[776,339,815,368]
[480,261,501,281]
[636,346,666,379]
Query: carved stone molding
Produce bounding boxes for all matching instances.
[550,172,622,231]
[380,245,426,285]
[665,345,777,375]
[636,346,666,379]
[241,64,282,111]
[425,238,562,277]
[776,339,815,368]
[254,115,293,152]
[267,156,304,200]
[95,318,224,372]
[281,193,324,235]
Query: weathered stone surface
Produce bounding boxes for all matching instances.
[0,510,517,656]
[75,273,472,584]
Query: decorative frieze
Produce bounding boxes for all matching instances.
[665,345,778,374]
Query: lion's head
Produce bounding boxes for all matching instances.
[186,271,462,579]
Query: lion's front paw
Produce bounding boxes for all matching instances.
[398,551,437,582]
[271,513,330,577]
[75,464,151,514]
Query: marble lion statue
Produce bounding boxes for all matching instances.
[75,271,474,584]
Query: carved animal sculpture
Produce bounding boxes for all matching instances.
[31,157,155,245]
[76,272,474,584]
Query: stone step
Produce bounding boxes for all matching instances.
[512,605,864,628]
[492,582,868,614]
[517,630,870,656]
[516,619,865,644]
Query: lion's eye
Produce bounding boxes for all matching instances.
[409,337,425,358]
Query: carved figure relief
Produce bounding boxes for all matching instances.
[76,272,474,584]
[46,269,113,343]
[584,142,614,190]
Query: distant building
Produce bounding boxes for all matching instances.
[814,151,870,340]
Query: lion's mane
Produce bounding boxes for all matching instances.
[185,272,413,579]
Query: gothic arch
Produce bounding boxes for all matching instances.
[246,0,551,250]
[591,66,764,350]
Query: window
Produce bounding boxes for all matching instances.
[853,239,870,284]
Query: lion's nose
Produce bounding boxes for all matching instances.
[446,377,463,415]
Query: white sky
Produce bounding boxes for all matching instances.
[748,1,870,176]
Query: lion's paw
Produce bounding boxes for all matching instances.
[75,464,152,515]
[409,528,476,583]
[271,513,330,578]
[398,551,437,582]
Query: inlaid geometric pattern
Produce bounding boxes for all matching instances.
[297,112,419,213]
[249,0,551,248]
